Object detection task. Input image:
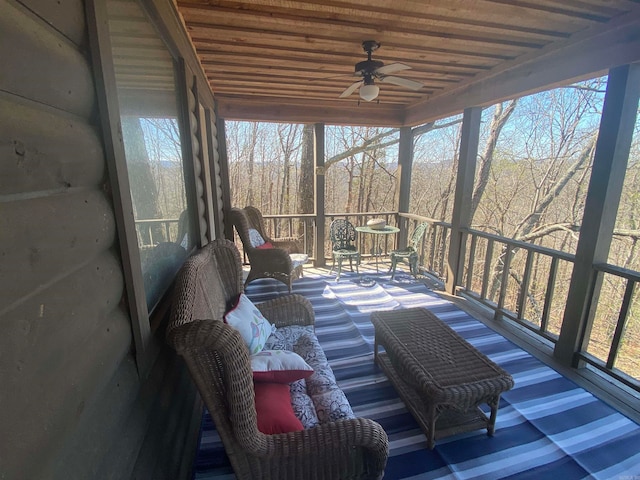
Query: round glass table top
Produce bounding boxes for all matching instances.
[355,225,400,235]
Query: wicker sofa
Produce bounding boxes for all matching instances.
[166,239,388,479]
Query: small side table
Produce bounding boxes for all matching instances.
[355,225,400,272]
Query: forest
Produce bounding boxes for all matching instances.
[223,75,640,384]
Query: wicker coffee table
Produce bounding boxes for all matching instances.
[372,307,514,449]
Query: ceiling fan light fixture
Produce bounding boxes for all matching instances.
[359,84,379,102]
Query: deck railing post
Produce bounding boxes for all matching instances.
[397,127,413,250]
[446,107,482,295]
[555,64,640,366]
[314,123,326,267]
[215,116,234,241]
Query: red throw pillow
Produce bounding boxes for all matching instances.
[254,382,303,434]
[256,242,274,250]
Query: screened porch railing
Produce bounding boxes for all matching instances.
[135,218,180,247]
[257,211,400,260]
[578,263,640,390]
[459,227,575,344]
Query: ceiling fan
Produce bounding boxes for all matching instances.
[339,40,423,102]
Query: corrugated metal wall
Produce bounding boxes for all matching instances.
[0,1,202,478]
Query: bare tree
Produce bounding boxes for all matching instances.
[471,100,518,218]
[277,124,301,216]
[298,125,315,251]
[245,122,260,207]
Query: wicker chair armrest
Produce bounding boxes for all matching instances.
[247,418,388,476]
[248,247,293,268]
[270,237,301,253]
[256,294,315,328]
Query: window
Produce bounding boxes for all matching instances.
[105,0,194,312]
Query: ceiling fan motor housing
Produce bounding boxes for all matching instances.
[355,59,384,75]
[362,40,380,53]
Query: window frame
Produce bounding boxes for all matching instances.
[86,0,206,376]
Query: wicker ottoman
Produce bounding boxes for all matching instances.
[371,307,514,449]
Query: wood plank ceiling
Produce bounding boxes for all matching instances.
[174,0,640,126]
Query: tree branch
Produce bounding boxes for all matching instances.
[513,136,596,240]
[471,100,518,217]
[517,223,579,243]
[325,118,461,170]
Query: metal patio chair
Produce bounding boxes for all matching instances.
[388,222,429,280]
[329,219,360,281]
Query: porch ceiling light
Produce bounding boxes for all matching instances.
[359,84,379,102]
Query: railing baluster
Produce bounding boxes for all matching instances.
[540,256,558,334]
[517,250,534,320]
[427,227,436,272]
[606,278,635,370]
[302,220,307,254]
[481,239,494,300]
[439,229,447,278]
[495,243,513,320]
[466,234,477,291]
[419,223,428,271]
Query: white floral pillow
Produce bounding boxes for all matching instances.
[291,389,320,429]
[264,325,315,351]
[251,350,314,383]
[248,228,266,248]
[224,294,275,354]
[313,388,356,424]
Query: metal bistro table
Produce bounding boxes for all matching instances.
[355,225,400,272]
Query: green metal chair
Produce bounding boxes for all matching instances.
[388,222,429,280]
[329,219,360,281]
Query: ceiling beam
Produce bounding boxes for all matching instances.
[178,0,573,40]
[216,95,406,126]
[184,23,516,61]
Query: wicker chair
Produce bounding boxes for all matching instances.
[230,207,308,292]
[243,205,302,253]
[166,239,389,479]
[388,222,429,280]
[329,219,361,281]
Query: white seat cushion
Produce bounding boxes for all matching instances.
[290,253,308,269]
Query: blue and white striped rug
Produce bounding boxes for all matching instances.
[193,270,640,479]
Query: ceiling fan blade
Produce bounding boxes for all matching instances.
[380,75,423,91]
[339,80,364,98]
[375,63,411,75]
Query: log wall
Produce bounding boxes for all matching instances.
[0,1,203,478]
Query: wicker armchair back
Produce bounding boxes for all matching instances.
[244,205,301,253]
[230,207,306,291]
[166,239,388,479]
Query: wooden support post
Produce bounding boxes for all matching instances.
[397,126,413,249]
[314,123,326,267]
[555,64,640,366]
[215,115,234,241]
[204,108,224,240]
[176,61,205,247]
[446,107,482,295]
